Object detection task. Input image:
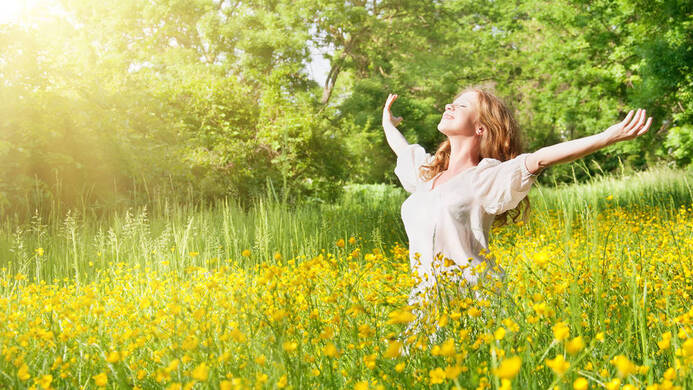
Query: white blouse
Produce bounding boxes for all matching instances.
[394,143,539,304]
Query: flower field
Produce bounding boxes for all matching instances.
[1,170,693,389]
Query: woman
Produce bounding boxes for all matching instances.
[382,87,653,320]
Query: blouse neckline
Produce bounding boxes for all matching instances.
[428,162,484,192]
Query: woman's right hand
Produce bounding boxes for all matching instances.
[383,93,403,128]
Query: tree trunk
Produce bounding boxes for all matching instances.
[321,61,342,104]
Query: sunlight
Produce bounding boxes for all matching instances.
[0,0,26,24]
[0,0,65,25]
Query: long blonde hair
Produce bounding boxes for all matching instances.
[419,86,530,225]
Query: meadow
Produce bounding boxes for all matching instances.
[1,166,692,389]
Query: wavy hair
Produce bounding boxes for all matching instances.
[419,86,530,225]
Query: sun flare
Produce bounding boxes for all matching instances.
[0,0,26,25]
[0,0,64,26]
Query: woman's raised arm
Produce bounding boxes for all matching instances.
[525,109,654,174]
[382,93,409,156]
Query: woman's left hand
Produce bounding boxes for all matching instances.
[603,108,653,144]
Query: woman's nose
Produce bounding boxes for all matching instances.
[445,104,453,111]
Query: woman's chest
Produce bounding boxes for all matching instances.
[401,181,477,225]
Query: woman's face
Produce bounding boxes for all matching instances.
[436,91,480,137]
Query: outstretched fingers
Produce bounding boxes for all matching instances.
[633,109,649,134]
[625,109,644,132]
[386,94,399,110]
[622,108,654,139]
[621,110,635,127]
[637,117,653,136]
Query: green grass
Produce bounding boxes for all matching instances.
[0,166,691,284]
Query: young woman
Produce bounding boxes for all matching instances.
[382,87,653,312]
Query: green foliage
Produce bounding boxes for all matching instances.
[662,125,693,167]
[0,0,691,216]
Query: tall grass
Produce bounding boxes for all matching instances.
[0,166,691,284]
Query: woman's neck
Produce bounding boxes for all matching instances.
[446,135,481,173]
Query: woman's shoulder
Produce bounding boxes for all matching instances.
[476,157,501,170]
[473,153,538,182]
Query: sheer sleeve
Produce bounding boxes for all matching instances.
[394,144,431,193]
[475,153,540,215]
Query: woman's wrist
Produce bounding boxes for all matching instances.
[599,128,620,147]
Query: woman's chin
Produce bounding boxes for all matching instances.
[437,124,452,135]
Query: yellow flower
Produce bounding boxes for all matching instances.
[255,355,267,366]
[445,365,463,379]
[387,309,415,324]
[354,381,369,390]
[274,252,282,261]
[93,372,108,387]
[682,338,693,357]
[596,332,605,342]
[166,359,180,372]
[383,340,403,358]
[37,374,53,389]
[35,248,44,256]
[438,314,449,328]
[439,338,456,357]
[282,341,298,352]
[189,251,199,257]
[395,362,405,372]
[106,351,120,363]
[546,355,570,375]
[429,367,446,385]
[493,356,521,380]
[533,302,549,316]
[348,236,356,244]
[363,353,376,369]
[605,378,620,390]
[552,321,570,341]
[256,372,268,385]
[17,364,30,381]
[494,327,506,341]
[573,377,588,390]
[467,307,482,317]
[336,239,345,248]
[191,362,209,382]
[658,332,672,350]
[611,355,636,378]
[606,195,614,201]
[241,249,251,257]
[323,343,338,358]
[358,324,374,338]
[534,250,550,266]
[276,375,288,389]
[566,336,585,355]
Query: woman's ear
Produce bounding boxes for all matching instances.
[475,125,485,136]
